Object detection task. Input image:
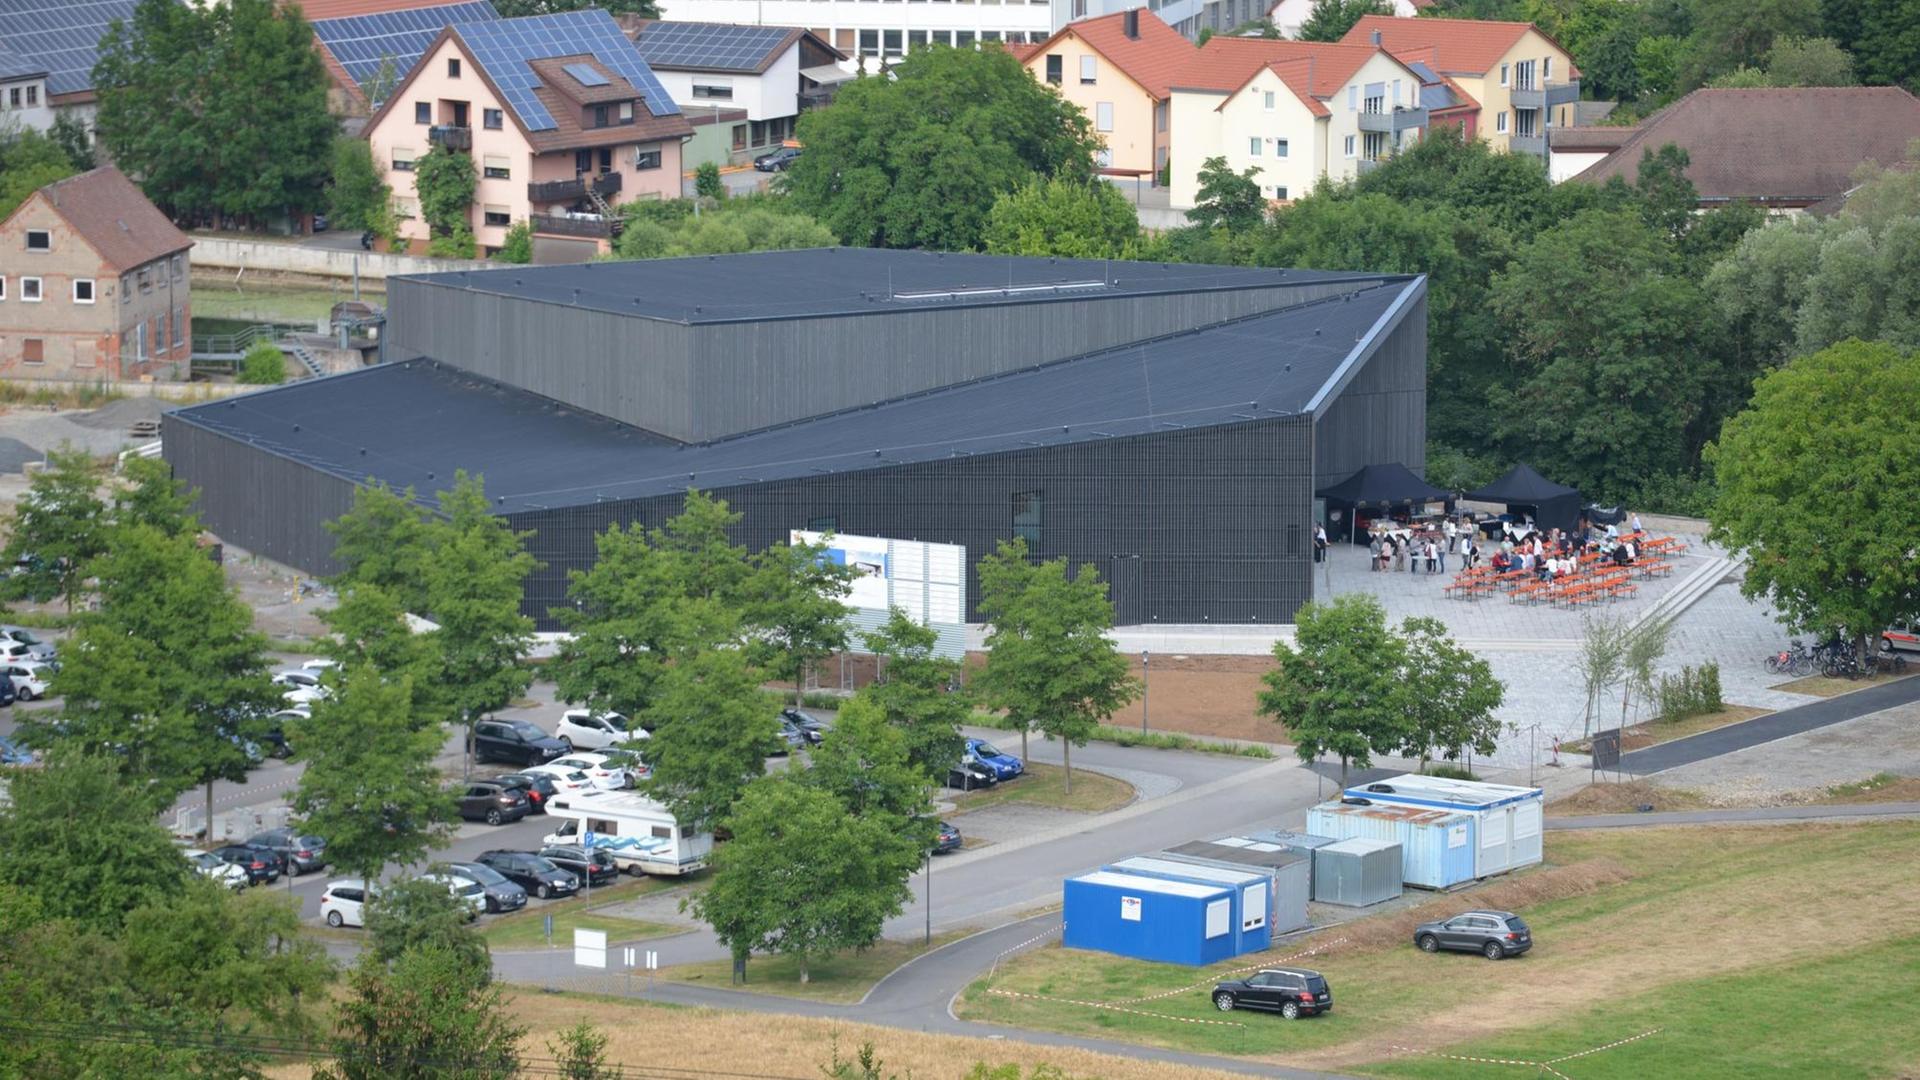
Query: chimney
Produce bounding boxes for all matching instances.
[1371,29,1381,46]
[1124,8,1139,38]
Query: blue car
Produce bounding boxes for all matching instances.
[965,737,1024,781]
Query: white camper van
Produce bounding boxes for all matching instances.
[541,790,712,876]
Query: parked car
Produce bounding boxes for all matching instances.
[184,848,248,890]
[945,758,998,791]
[547,752,629,790]
[1883,622,1920,654]
[0,734,36,765]
[473,718,568,766]
[300,658,340,674]
[519,763,596,794]
[0,677,14,708]
[0,626,57,661]
[537,844,621,888]
[418,872,487,918]
[555,709,646,751]
[933,821,962,854]
[1413,910,1533,960]
[320,879,368,928]
[273,669,329,706]
[1,660,53,701]
[753,145,802,171]
[211,843,283,885]
[964,737,1024,781]
[244,827,328,875]
[475,850,580,900]
[596,747,650,786]
[1211,968,1333,1018]
[780,708,829,739]
[453,779,533,825]
[489,771,560,814]
[0,640,37,666]
[776,714,823,751]
[438,860,529,913]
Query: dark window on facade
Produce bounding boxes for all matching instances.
[594,104,609,128]
[750,119,768,146]
[137,268,150,293]
[731,124,747,151]
[597,147,613,171]
[634,149,661,170]
[483,209,511,226]
[447,58,461,77]
[1012,490,1042,546]
[575,149,593,173]
[24,86,35,106]
[484,161,510,179]
[808,515,838,533]
[883,29,903,54]
[858,29,878,56]
[414,101,430,124]
[25,230,49,251]
[22,339,43,364]
[483,108,503,129]
[692,84,732,100]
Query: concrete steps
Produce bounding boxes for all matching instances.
[1630,550,1734,634]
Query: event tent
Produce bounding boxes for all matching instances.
[1316,463,1452,541]
[1463,464,1582,534]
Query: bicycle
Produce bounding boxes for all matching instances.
[1764,640,1813,676]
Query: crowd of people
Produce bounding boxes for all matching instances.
[1365,512,1648,580]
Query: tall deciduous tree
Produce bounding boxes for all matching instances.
[1258,594,1406,783]
[364,877,492,985]
[862,608,969,783]
[1186,156,1265,232]
[784,45,1099,250]
[1297,0,1391,42]
[1395,616,1505,769]
[1707,339,1920,656]
[0,749,187,930]
[639,648,776,830]
[0,130,78,218]
[803,695,935,841]
[320,582,446,724]
[328,136,390,232]
[2,443,108,609]
[317,947,524,1080]
[983,177,1140,259]
[746,533,857,707]
[422,473,538,765]
[976,540,1138,794]
[326,480,433,612]
[111,455,198,538]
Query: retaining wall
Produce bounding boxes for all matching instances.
[189,237,490,281]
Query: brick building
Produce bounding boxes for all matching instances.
[0,167,193,380]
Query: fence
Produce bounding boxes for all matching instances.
[188,236,491,281]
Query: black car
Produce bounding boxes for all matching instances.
[438,860,529,913]
[490,771,560,814]
[244,827,328,875]
[210,843,284,885]
[945,759,997,791]
[473,719,568,766]
[0,677,14,707]
[780,708,828,739]
[753,145,802,171]
[537,844,621,888]
[453,780,532,825]
[772,714,820,754]
[1211,967,1333,1018]
[933,821,962,854]
[475,850,580,900]
[1413,910,1533,960]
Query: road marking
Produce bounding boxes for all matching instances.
[1387,1027,1663,1080]
[985,988,1244,1028]
[1097,937,1348,1005]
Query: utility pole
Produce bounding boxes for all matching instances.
[1140,649,1150,733]
[924,848,932,946]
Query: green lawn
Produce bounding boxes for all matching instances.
[948,763,1134,815]
[192,282,382,325]
[662,930,971,1004]
[481,911,679,951]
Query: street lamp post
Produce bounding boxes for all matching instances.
[1141,649,1149,733]
[924,848,932,946]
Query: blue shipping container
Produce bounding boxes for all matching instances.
[1105,856,1274,955]
[1307,802,1477,890]
[1062,870,1238,967]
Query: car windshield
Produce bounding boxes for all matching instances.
[451,863,508,886]
[11,630,39,645]
[453,880,484,897]
[1504,917,1529,932]
[558,770,589,781]
[192,853,222,869]
[602,714,628,731]
[526,857,562,874]
[508,721,547,738]
[973,741,1003,758]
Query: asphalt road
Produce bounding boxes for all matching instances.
[1620,673,1920,774]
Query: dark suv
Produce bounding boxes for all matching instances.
[243,827,328,875]
[1211,968,1332,1019]
[476,850,579,900]
[210,843,284,885]
[537,844,620,888]
[453,780,532,825]
[1414,910,1533,960]
[474,719,567,766]
[490,771,560,814]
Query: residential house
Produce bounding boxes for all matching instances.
[306,0,503,117]
[1546,125,1634,183]
[628,20,848,168]
[1024,10,1196,179]
[0,167,192,381]
[1266,0,1428,40]
[0,0,140,132]
[1570,88,1920,210]
[363,10,693,261]
[1167,38,1434,209]
[655,0,1051,71]
[1340,16,1578,161]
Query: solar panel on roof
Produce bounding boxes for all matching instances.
[633,22,793,74]
[310,1,500,95]
[562,61,608,86]
[453,10,678,132]
[0,0,140,97]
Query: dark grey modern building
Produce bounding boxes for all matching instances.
[166,249,1427,627]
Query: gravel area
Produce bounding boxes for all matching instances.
[70,397,173,431]
[1650,700,1920,801]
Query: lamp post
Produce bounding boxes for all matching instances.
[1140,650,1149,733]
[924,848,932,946]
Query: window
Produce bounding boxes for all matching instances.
[909,29,929,50]
[1095,101,1113,132]
[483,154,510,179]
[72,279,94,304]
[731,124,747,151]
[1155,101,1167,132]
[598,147,613,171]
[394,197,418,219]
[1274,138,1288,158]
[692,84,733,100]
[956,30,975,47]
[1363,131,1386,158]
[6,88,16,108]
[1495,110,1508,134]
[1012,490,1042,545]
[483,205,511,227]
[483,107,503,130]
[1263,90,1275,110]
[1248,136,1261,156]
[25,86,35,106]
[120,274,130,301]
[171,254,183,279]
[1514,109,1537,137]
[619,101,634,124]
[593,104,609,128]
[23,339,43,364]
[137,268,150,293]
[20,277,41,302]
[414,101,430,124]
[858,29,879,56]
[1275,186,1288,199]
[136,321,147,361]
[25,230,49,251]
[1343,134,1355,157]
[1543,56,1552,80]
[1499,63,1509,87]
[883,29,902,54]
[634,149,661,170]
[1045,55,1062,84]
[1080,55,1096,84]
[650,825,672,839]
[391,146,417,171]
[1514,59,1535,90]
[173,306,185,348]
[447,57,461,78]
[1363,94,1383,114]
[808,515,839,532]
[0,276,5,300]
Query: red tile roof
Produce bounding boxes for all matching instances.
[19,167,191,273]
[292,0,465,19]
[1029,11,1198,100]
[1185,37,1387,98]
[1004,42,1040,64]
[1340,15,1575,78]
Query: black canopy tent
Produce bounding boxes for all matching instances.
[1316,463,1453,542]
[1463,464,1583,535]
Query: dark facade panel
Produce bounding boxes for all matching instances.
[1313,293,1428,484]
[162,415,358,577]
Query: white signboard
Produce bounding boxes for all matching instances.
[789,530,968,659]
[1120,895,1142,922]
[1243,882,1268,931]
[573,928,608,969]
[1205,899,1231,939]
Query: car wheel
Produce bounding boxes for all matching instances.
[1483,941,1505,960]
[17,687,33,701]
[486,808,503,826]
[1281,1001,1301,1020]
[560,736,574,750]
[537,883,552,899]
[326,911,343,928]
[484,896,499,913]
[626,863,646,877]
[1213,992,1235,1012]
[1418,934,1439,953]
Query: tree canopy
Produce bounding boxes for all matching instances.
[1258,594,1406,782]
[862,608,970,783]
[1297,0,1392,41]
[983,177,1141,259]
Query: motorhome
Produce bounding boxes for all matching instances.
[541,790,711,876]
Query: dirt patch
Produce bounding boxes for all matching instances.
[1772,670,1914,697]
[1825,774,1920,803]
[1084,654,1282,743]
[1547,780,1710,816]
[1311,858,1635,957]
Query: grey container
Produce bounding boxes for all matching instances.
[1159,840,1312,934]
[1313,838,1403,907]
[1248,830,1339,902]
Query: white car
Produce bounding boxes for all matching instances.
[555,710,648,751]
[185,848,248,891]
[0,625,57,661]
[300,658,340,673]
[3,660,55,700]
[548,752,629,790]
[273,670,330,706]
[519,763,596,793]
[320,879,370,928]
[0,640,36,666]
[418,872,487,918]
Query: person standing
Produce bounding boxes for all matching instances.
[1444,517,1458,556]
[1437,534,1448,575]
[1424,538,1438,574]
[1394,537,1406,572]
[1313,523,1328,564]
[1368,534,1383,572]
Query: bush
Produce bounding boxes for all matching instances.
[970,712,1273,758]
[1655,662,1723,723]
[496,220,531,264]
[428,223,476,259]
[695,160,725,201]
[237,341,286,385]
[1423,763,1482,781]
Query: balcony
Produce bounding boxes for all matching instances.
[1509,133,1548,158]
[428,125,471,151]
[1355,157,1383,174]
[526,172,623,204]
[530,213,616,239]
[1357,105,1429,133]
[1510,79,1581,111]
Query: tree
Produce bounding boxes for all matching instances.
[429,221,477,259]
[784,46,1099,250]
[421,473,537,763]
[1850,0,1920,86]
[975,540,1138,794]
[497,219,533,263]
[803,695,935,840]
[1395,616,1505,769]
[0,129,78,219]
[364,877,491,985]
[1617,615,1673,729]
[317,947,524,1080]
[1298,0,1391,41]
[48,113,96,171]
[1681,0,1822,88]
[695,160,725,201]
[614,197,837,259]
[121,883,334,1030]
[328,136,390,232]
[238,339,287,383]
[290,667,457,879]
[1758,35,1857,84]
[1,443,108,609]
[320,582,444,720]
[689,777,917,983]
[413,145,477,242]
[550,1023,625,1080]
[1707,339,1920,656]
[325,480,433,612]
[1186,156,1265,232]
[1634,143,1698,242]
[1257,594,1406,783]
[862,608,969,782]
[111,455,199,539]
[1576,614,1628,738]
[639,648,777,830]
[745,533,857,707]
[983,177,1140,259]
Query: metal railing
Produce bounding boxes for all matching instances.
[1358,105,1429,133]
[190,323,282,358]
[429,124,472,150]
[530,213,617,239]
[527,172,623,203]
[1510,79,1581,110]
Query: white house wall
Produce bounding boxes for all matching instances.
[657,0,1052,70]
[651,48,798,123]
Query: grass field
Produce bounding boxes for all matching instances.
[1562,704,1771,754]
[192,281,382,325]
[661,930,971,1004]
[955,821,1920,1074]
[947,763,1135,815]
[1773,669,1913,697]
[477,875,684,951]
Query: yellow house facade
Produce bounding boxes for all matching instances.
[1022,10,1194,177]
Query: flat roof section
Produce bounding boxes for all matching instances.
[395,246,1387,324]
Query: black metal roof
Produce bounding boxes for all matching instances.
[173,277,1421,514]
[395,247,1389,325]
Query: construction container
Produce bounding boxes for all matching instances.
[1343,774,1545,878]
[1313,838,1403,906]
[1062,870,1238,966]
[1160,838,1312,934]
[1106,856,1273,953]
[1308,801,1478,890]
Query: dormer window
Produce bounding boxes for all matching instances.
[26,230,49,251]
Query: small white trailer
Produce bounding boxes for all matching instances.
[541,790,712,876]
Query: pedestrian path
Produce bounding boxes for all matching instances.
[1548,801,1920,830]
[1621,675,1920,774]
